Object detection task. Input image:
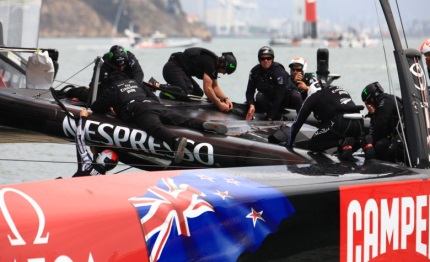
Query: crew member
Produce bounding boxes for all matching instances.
[162,47,236,113]
[361,82,403,163]
[288,57,315,101]
[91,71,228,164]
[73,108,119,177]
[60,45,144,102]
[286,82,366,160]
[245,46,300,121]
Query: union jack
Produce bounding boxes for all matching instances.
[129,178,214,261]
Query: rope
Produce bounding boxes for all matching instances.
[373,0,411,166]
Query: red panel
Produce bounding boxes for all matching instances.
[0,171,183,261]
[340,180,430,262]
[305,0,317,22]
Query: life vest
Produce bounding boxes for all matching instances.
[111,78,148,120]
[171,47,218,77]
[250,62,285,92]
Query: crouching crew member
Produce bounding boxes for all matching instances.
[286,83,369,160]
[361,82,404,163]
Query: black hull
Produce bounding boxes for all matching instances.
[0,88,320,170]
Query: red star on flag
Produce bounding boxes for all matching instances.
[224,178,240,186]
[214,190,233,200]
[196,174,215,182]
[246,207,265,227]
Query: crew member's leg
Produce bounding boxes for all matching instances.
[283,89,303,113]
[162,61,203,96]
[133,103,187,163]
[255,92,271,117]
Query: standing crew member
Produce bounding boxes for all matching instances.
[162,47,236,113]
[287,83,367,160]
[245,46,301,121]
[91,71,228,164]
[72,108,119,177]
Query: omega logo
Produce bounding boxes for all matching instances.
[0,188,49,246]
[0,188,95,261]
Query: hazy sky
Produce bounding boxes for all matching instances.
[180,0,429,31]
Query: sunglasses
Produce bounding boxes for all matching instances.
[259,56,273,61]
[291,68,303,72]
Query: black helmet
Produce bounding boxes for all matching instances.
[361,82,384,102]
[109,45,128,67]
[258,46,274,59]
[221,52,237,74]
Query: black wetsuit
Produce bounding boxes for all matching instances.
[367,93,403,162]
[91,72,205,148]
[72,116,107,177]
[246,62,301,120]
[287,85,364,152]
[66,51,144,101]
[162,47,218,97]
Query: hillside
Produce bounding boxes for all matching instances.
[39,0,210,38]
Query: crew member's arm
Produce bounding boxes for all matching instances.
[73,109,94,177]
[294,72,309,92]
[202,73,232,113]
[287,93,317,148]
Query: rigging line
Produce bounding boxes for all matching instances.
[394,0,408,48]
[373,0,412,166]
[35,60,96,97]
[114,166,134,174]
[53,60,95,89]
[53,79,83,87]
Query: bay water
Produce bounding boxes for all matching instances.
[0,36,426,184]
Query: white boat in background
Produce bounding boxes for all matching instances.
[125,29,200,49]
[339,32,379,48]
[269,36,323,47]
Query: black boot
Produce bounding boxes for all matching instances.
[339,137,355,160]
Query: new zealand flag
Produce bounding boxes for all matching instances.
[129,169,295,261]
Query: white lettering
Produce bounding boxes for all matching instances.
[401,197,414,249]
[148,136,166,157]
[347,200,362,262]
[130,129,149,152]
[97,123,114,145]
[84,120,99,140]
[193,143,214,166]
[0,188,49,246]
[113,126,130,146]
[347,195,430,261]
[364,199,378,261]
[61,116,216,166]
[380,198,399,254]
[62,116,77,138]
[416,195,427,256]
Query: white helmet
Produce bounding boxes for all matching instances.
[288,57,307,73]
[420,38,430,54]
[96,149,119,171]
[307,81,321,97]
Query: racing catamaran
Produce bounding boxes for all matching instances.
[1,0,430,261]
